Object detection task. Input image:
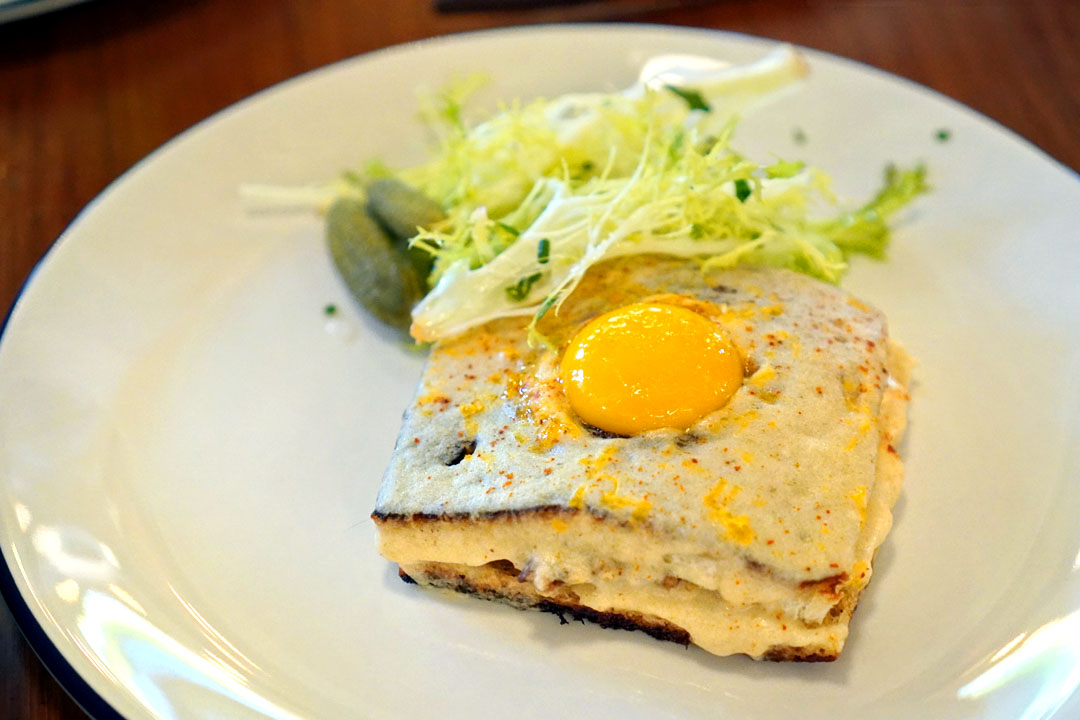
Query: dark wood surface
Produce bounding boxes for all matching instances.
[1,1,1077,717]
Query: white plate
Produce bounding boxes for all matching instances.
[0,0,91,24]
[2,24,1079,720]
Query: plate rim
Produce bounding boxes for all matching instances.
[0,0,93,25]
[1,21,1078,720]
[0,271,126,719]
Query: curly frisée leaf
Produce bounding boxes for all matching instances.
[350,44,925,343]
[407,128,927,342]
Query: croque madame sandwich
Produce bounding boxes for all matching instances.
[372,255,912,661]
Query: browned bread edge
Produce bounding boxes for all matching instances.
[398,562,838,662]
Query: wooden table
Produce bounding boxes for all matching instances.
[1,0,1077,717]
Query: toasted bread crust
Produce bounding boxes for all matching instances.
[400,562,693,647]
[372,505,570,523]
[399,560,841,662]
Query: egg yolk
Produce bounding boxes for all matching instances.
[560,302,742,436]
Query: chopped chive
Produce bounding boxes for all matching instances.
[506,272,543,302]
[535,294,557,320]
[664,85,711,112]
[496,221,520,237]
[734,178,752,203]
[935,128,951,142]
[324,303,338,316]
[690,223,705,240]
[537,238,550,264]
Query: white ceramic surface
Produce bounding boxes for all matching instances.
[2,24,1079,720]
[0,0,91,24]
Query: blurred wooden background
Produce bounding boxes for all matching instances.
[1,0,1077,717]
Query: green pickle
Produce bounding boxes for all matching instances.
[325,197,424,329]
[366,178,446,278]
[367,178,446,240]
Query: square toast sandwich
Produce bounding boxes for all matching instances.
[373,256,911,660]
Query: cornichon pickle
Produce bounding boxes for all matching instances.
[326,197,424,329]
[367,178,446,239]
[366,178,445,278]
